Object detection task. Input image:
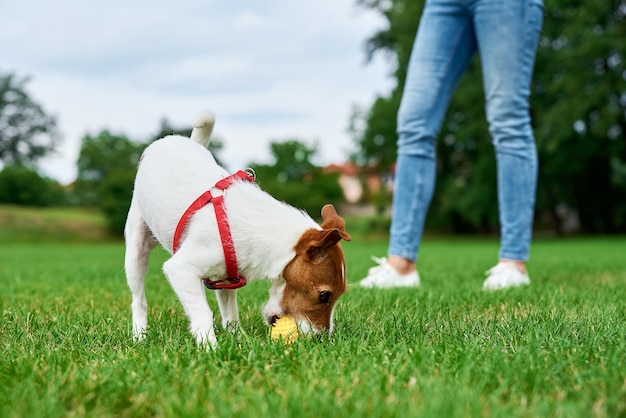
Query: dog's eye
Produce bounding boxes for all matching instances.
[319,290,331,304]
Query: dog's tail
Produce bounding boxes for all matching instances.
[190,111,215,147]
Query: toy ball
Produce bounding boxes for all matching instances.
[270,315,299,344]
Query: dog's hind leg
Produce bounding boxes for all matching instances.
[215,289,239,333]
[163,255,217,349]
[124,200,155,341]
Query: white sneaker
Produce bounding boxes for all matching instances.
[482,262,530,290]
[359,257,420,289]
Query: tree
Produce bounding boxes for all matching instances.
[250,140,344,219]
[353,0,626,234]
[532,0,626,233]
[74,131,144,206]
[74,131,143,234]
[0,72,58,166]
[267,140,317,181]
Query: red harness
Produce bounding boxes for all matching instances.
[172,169,255,290]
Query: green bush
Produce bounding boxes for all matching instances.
[0,165,66,206]
[98,168,136,235]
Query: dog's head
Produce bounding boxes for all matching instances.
[263,204,351,336]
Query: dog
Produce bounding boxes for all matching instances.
[124,112,351,348]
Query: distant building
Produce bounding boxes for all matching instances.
[323,162,395,203]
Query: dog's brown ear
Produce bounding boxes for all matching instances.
[320,204,351,242]
[293,205,351,262]
[317,228,346,250]
[294,227,350,263]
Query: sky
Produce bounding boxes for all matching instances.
[1,0,394,185]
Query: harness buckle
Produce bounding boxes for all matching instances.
[202,276,247,290]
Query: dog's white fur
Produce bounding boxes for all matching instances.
[124,112,335,348]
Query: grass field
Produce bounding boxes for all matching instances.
[0,205,111,243]
[1,236,625,417]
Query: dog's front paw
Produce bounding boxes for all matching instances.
[223,320,241,336]
[193,328,218,350]
[132,325,147,342]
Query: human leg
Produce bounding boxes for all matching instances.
[473,0,544,287]
[390,0,476,263]
[360,0,476,287]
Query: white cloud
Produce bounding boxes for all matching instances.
[233,10,271,30]
[1,0,393,184]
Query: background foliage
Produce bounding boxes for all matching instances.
[0,72,58,166]
[250,140,345,219]
[0,165,66,206]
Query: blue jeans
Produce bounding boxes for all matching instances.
[389,0,544,262]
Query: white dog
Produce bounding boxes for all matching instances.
[124,112,351,348]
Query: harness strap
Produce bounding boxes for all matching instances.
[172,169,255,290]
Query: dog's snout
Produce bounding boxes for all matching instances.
[315,329,330,341]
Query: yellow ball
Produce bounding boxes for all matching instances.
[270,315,299,344]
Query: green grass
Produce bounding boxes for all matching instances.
[1,237,625,417]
